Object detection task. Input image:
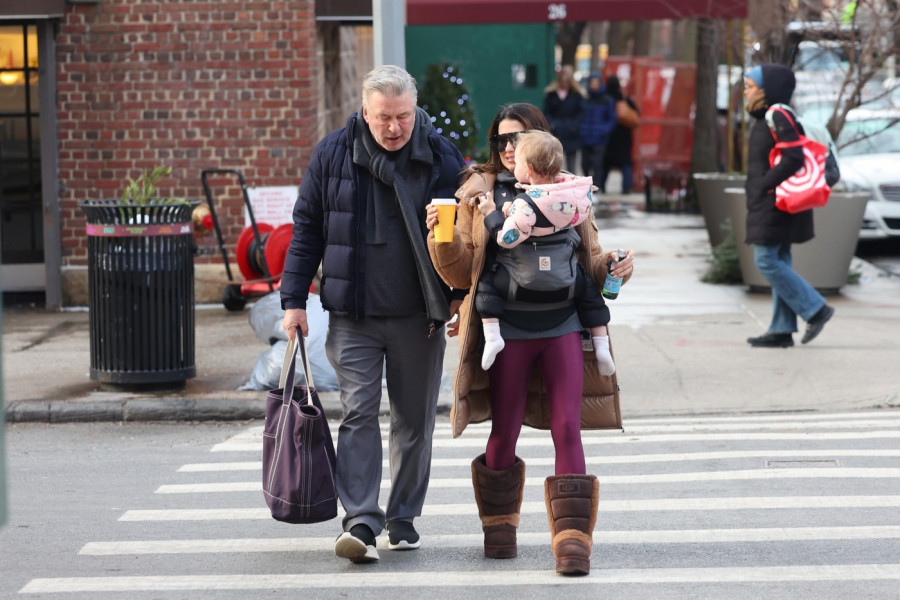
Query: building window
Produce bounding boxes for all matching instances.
[0,23,42,265]
[511,64,537,89]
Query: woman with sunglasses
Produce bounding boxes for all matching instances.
[425,102,635,575]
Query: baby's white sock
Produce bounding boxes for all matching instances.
[592,335,615,376]
[481,322,505,371]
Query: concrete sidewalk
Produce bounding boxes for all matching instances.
[4,197,900,423]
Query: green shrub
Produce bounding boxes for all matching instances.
[701,222,742,284]
[120,165,186,205]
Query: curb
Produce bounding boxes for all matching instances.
[4,392,455,424]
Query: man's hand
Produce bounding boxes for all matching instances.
[282,308,308,339]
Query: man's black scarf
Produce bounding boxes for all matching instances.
[353,106,450,323]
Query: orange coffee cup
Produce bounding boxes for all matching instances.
[432,198,457,243]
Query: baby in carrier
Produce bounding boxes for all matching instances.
[474,130,615,375]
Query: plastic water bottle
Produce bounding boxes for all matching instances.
[601,248,627,300]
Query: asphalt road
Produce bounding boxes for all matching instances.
[2,412,900,599]
[857,238,900,276]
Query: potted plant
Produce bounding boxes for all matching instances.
[725,185,869,295]
[79,166,198,388]
[694,172,747,249]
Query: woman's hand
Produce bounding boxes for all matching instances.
[474,191,496,217]
[609,249,635,279]
[425,203,439,231]
[445,298,463,338]
[455,172,493,204]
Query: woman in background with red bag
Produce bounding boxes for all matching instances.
[742,63,834,348]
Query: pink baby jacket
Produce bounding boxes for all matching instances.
[495,174,594,248]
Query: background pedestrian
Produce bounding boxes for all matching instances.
[543,65,585,174]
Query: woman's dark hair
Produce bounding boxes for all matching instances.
[481,103,550,174]
[605,75,623,100]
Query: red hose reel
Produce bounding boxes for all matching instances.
[201,169,302,311]
[234,222,293,292]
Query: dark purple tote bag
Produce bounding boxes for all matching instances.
[262,331,338,524]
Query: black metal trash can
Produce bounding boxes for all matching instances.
[80,200,197,387]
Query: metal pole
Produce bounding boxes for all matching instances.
[726,19,735,173]
[1,297,6,528]
[39,21,61,311]
[373,0,406,68]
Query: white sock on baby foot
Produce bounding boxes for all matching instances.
[481,322,506,371]
[592,335,615,376]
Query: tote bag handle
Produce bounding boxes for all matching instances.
[277,329,316,407]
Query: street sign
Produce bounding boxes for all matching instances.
[245,186,299,228]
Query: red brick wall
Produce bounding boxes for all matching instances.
[56,0,318,266]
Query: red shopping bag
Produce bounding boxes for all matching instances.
[767,104,831,214]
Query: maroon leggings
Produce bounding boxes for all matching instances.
[485,331,586,475]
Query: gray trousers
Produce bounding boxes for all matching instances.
[325,313,446,536]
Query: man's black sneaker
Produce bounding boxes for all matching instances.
[387,520,421,550]
[802,305,835,344]
[335,524,379,563]
[747,332,794,348]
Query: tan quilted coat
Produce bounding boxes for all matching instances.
[427,172,626,438]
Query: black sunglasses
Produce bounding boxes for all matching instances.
[489,131,522,152]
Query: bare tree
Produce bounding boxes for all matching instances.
[587,22,606,73]
[822,0,900,142]
[692,18,721,174]
[672,21,698,62]
[750,0,900,143]
[633,21,652,56]
[607,21,634,56]
[557,22,587,67]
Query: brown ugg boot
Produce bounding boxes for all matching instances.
[544,474,599,575]
[471,453,526,559]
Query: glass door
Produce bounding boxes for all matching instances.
[0,24,42,291]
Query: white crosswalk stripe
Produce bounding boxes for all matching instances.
[156,468,900,494]
[19,564,900,593]
[211,430,900,453]
[19,410,900,595]
[118,495,900,522]
[80,526,900,556]
[179,448,900,472]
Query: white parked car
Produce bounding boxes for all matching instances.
[833,109,900,240]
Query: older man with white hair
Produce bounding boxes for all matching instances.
[281,65,465,563]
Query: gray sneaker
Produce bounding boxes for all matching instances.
[335,524,379,563]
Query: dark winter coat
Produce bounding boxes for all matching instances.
[280,111,466,318]
[544,90,584,154]
[744,64,813,246]
[579,86,617,147]
[603,77,638,169]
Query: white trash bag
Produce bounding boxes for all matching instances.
[240,292,339,391]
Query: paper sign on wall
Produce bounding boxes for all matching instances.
[245,186,299,228]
